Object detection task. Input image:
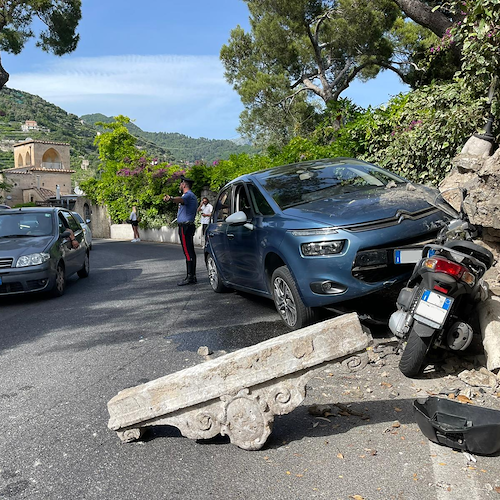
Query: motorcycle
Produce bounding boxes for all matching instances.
[389,189,495,377]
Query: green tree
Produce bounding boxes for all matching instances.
[221,0,420,146]
[0,0,82,89]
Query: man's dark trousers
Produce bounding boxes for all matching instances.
[178,223,196,280]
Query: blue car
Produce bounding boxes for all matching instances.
[204,158,453,329]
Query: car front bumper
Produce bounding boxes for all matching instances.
[0,264,53,295]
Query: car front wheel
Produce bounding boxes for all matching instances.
[77,252,90,278]
[206,254,229,293]
[50,263,66,297]
[271,266,315,330]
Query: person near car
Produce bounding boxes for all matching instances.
[163,177,198,286]
[130,206,140,242]
[197,197,213,237]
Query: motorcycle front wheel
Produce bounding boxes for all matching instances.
[399,327,433,377]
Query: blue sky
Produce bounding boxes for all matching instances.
[3,0,409,140]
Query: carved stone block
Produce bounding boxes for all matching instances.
[107,313,372,450]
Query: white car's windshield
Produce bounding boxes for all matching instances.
[0,213,54,237]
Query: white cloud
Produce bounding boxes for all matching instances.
[8,54,243,139]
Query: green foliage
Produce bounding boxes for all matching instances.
[80,116,202,226]
[0,1,82,89]
[452,0,500,104]
[221,0,414,146]
[332,82,488,184]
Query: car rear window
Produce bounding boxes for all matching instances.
[0,212,54,237]
[258,161,406,209]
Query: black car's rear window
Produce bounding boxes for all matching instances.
[0,212,54,237]
[257,160,406,209]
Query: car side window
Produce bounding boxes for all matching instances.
[215,187,233,222]
[60,211,80,232]
[58,214,68,234]
[248,184,274,216]
[234,184,253,219]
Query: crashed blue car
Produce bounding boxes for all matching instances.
[205,158,451,329]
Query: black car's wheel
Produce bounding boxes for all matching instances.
[399,327,432,377]
[271,266,315,330]
[50,263,66,297]
[77,252,90,278]
[206,254,229,293]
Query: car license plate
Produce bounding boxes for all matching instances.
[414,290,453,328]
[394,248,422,264]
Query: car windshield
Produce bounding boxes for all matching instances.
[0,212,54,237]
[257,160,406,209]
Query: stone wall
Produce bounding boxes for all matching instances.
[110,223,204,247]
[73,198,112,239]
[440,137,500,295]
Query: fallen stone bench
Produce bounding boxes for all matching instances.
[107,312,372,450]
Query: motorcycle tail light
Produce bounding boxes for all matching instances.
[423,257,475,286]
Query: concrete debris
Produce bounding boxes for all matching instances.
[458,367,498,389]
[197,346,213,357]
[107,313,371,450]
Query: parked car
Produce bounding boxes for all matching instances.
[0,207,90,297]
[205,158,454,329]
[72,211,92,250]
[0,204,11,209]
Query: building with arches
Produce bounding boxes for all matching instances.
[0,140,75,206]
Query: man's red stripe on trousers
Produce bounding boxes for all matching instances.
[180,227,191,261]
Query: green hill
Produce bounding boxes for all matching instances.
[0,88,174,175]
[80,113,257,163]
[0,88,257,176]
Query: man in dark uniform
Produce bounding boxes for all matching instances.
[163,177,198,286]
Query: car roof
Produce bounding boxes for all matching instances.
[0,207,68,215]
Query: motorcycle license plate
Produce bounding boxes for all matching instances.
[394,248,422,264]
[414,290,453,328]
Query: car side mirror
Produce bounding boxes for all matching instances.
[86,219,91,224]
[61,230,71,239]
[226,211,248,225]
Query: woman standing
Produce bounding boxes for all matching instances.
[130,206,140,242]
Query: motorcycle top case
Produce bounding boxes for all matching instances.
[413,397,500,455]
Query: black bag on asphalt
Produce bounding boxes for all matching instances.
[413,396,500,455]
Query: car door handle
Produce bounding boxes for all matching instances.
[226,233,234,239]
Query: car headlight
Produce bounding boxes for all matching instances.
[16,252,50,267]
[301,240,345,256]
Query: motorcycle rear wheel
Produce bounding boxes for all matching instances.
[399,327,432,377]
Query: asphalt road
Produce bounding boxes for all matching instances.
[1,239,499,500]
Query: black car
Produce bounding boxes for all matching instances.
[0,207,90,297]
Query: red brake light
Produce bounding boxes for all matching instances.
[423,257,475,285]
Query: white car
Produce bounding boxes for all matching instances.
[72,211,93,250]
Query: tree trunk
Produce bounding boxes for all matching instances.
[0,54,9,90]
[393,0,453,38]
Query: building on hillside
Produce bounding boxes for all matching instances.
[0,139,75,206]
[21,120,39,132]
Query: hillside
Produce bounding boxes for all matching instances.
[80,113,257,163]
[0,88,173,174]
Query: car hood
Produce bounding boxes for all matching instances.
[283,185,441,226]
[0,236,54,258]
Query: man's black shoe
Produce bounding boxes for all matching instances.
[177,276,197,286]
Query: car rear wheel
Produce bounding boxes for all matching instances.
[271,266,315,330]
[77,252,90,278]
[50,263,66,297]
[206,254,229,293]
